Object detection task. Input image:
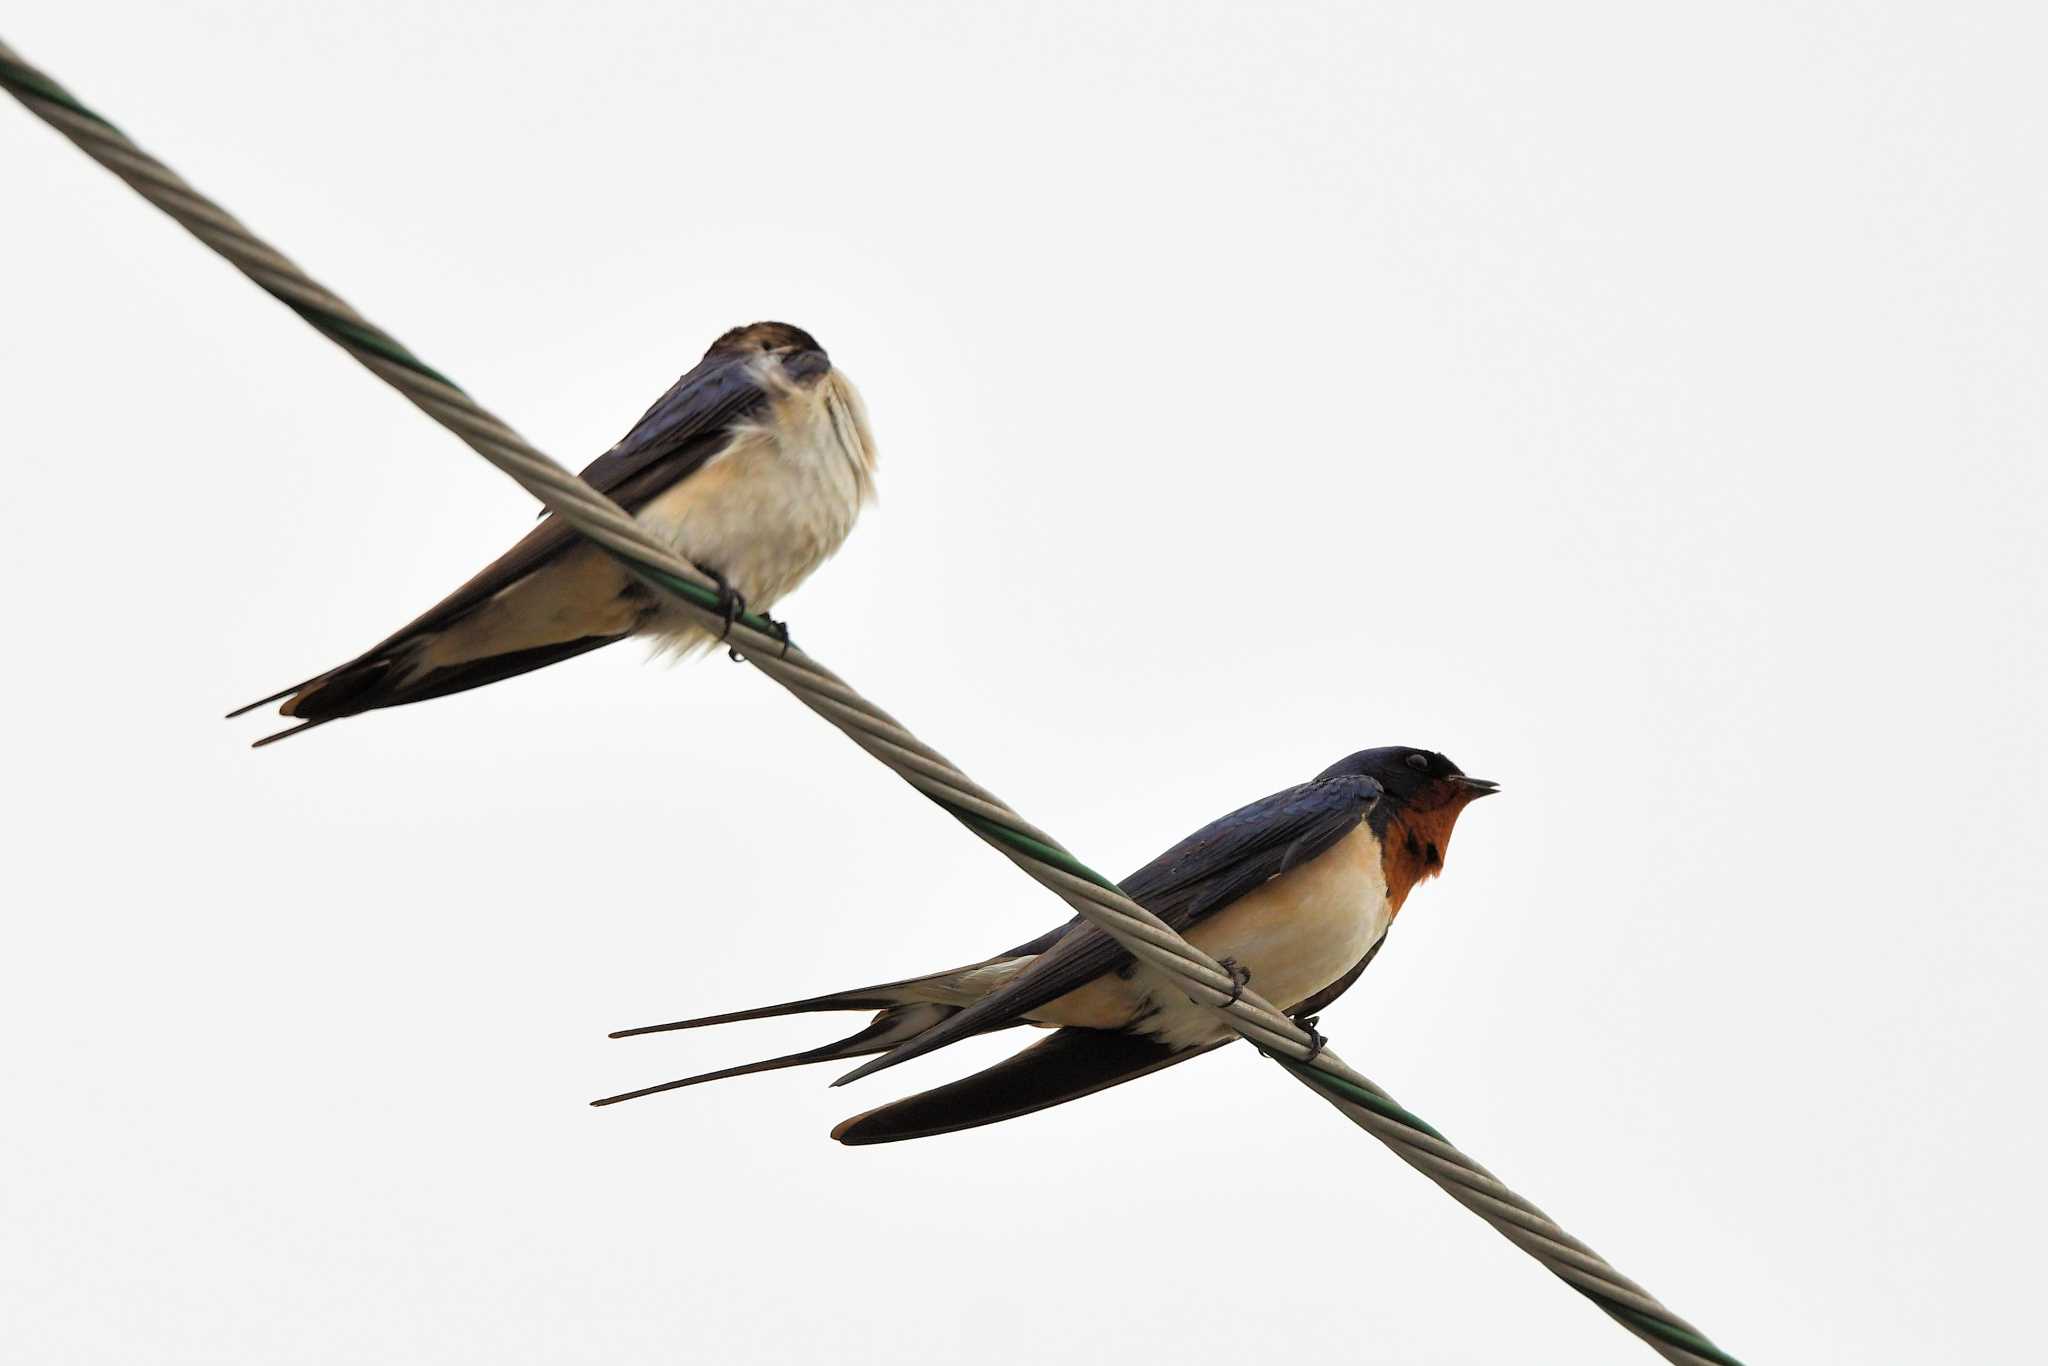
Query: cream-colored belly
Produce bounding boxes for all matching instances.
[1028,824,1392,1047]
[638,372,873,653]
[407,371,873,674]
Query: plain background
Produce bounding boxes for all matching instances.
[4,3,2043,1362]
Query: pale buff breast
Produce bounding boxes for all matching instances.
[1026,824,1394,1045]
[1178,823,1390,1010]
[637,367,876,652]
[403,368,874,676]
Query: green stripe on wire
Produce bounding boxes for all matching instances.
[939,805,1120,891]
[1587,1294,1747,1366]
[0,39,1748,1361]
[0,54,116,131]
[1291,1057,1746,1364]
[631,562,792,644]
[1279,1055,1449,1142]
[277,298,462,390]
[0,57,457,393]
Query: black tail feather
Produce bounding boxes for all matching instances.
[608,990,921,1039]
[328,635,622,716]
[225,681,308,719]
[592,1012,927,1108]
[232,633,628,740]
[606,960,1012,1039]
[250,717,336,749]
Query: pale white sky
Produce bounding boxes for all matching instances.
[4,3,2044,1363]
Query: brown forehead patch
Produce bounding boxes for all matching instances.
[709,321,822,355]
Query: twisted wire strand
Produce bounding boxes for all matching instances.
[1,40,1741,1366]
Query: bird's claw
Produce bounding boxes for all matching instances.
[725,611,793,662]
[716,589,747,641]
[704,570,748,649]
[1297,1014,1328,1064]
[1218,958,1252,1008]
[704,573,795,661]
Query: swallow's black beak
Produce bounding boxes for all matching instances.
[1451,775,1500,798]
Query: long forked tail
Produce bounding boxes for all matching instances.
[591,960,1028,1109]
[591,1005,954,1107]
[604,983,946,1040]
[231,634,627,746]
[225,682,303,719]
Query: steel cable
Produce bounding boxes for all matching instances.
[2,39,1741,1364]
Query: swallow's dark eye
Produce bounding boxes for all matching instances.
[1406,753,1430,772]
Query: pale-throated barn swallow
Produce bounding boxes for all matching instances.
[594,747,1495,1144]
[229,322,876,745]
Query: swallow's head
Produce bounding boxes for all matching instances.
[1318,746,1497,911]
[706,321,831,386]
[707,321,876,490]
[1327,746,1497,814]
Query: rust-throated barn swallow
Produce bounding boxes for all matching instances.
[594,747,1495,1144]
[229,321,876,745]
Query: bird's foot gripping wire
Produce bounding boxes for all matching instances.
[703,568,749,642]
[701,568,759,658]
[725,611,792,662]
[1295,1014,1328,1064]
[1218,958,1252,1008]
[754,612,793,659]
[702,571,794,660]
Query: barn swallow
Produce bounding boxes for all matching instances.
[594,746,1495,1144]
[229,321,877,745]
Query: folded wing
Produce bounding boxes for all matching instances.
[831,1027,1227,1145]
[834,772,1383,1085]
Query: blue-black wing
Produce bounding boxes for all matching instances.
[828,931,1389,1145]
[831,1027,1226,1145]
[325,347,788,659]
[839,773,1383,1083]
[566,345,799,504]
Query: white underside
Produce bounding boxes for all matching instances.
[899,824,1393,1048]
[637,365,876,656]
[404,363,874,678]
[1127,822,1393,1047]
